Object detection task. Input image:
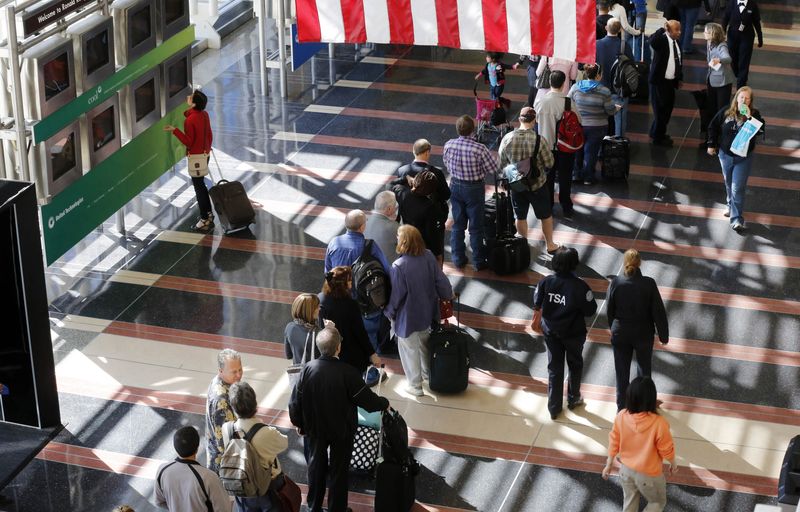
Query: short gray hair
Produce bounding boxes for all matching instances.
[344,210,367,231]
[217,348,241,371]
[316,326,342,357]
[229,381,258,418]
[374,191,397,213]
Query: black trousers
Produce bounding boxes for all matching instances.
[649,80,677,141]
[192,176,213,219]
[728,32,755,88]
[611,332,654,411]
[525,86,537,107]
[706,83,732,127]
[543,334,585,415]
[305,434,353,512]
[546,150,575,216]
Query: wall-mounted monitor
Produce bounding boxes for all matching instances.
[80,94,121,170]
[111,0,157,67]
[120,67,161,140]
[66,14,116,94]
[161,46,192,114]
[30,121,82,199]
[158,0,190,43]
[21,37,76,119]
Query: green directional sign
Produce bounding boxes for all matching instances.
[32,25,195,143]
[40,105,187,265]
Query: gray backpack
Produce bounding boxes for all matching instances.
[219,423,271,497]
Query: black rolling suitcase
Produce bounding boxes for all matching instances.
[630,34,650,104]
[374,408,419,512]
[428,295,471,394]
[486,179,529,275]
[484,188,515,242]
[208,153,256,234]
[601,136,630,180]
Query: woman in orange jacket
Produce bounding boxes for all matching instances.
[602,376,678,511]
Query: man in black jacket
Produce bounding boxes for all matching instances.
[723,0,763,88]
[396,139,451,216]
[648,20,683,146]
[289,325,389,512]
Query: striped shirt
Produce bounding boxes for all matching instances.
[443,136,499,182]
[567,81,616,127]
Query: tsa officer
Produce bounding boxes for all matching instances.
[532,247,597,420]
[722,0,763,88]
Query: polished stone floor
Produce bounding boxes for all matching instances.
[2,2,800,511]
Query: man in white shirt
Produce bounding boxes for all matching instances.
[156,426,232,512]
[648,20,683,146]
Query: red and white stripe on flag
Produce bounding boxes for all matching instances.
[296,0,596,63]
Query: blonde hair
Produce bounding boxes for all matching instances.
[725,86,754,121]
[704,22,725,46]
[623,249,641,277]
[291,293,320,324]
[396,224,426,257]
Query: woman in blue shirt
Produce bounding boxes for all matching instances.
[384,225,453,397]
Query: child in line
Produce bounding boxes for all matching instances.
[475,52,512,100]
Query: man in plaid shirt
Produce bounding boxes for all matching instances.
[498,107,560,255]
[443,115,499,270]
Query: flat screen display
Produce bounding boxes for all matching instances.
[43,52,71,101]
[50,132,77,180]
[134,78,156,121]
[85,29,110,75]
[91,105,116,151]
[165,0,185,25]
[167,56,187,98]
[130,5,152,49]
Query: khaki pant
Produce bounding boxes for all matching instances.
[619,463,667,512]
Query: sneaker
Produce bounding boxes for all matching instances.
[723,207,730,218]
[193,216,215,232]
[732,221,746,233]
[567,397,585,410]
[405,386,424,397]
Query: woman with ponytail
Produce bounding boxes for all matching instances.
[606,249,669,412]
[318,267,382,381]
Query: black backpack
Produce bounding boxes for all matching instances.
[611,54,640,98]
[351,239,390,315]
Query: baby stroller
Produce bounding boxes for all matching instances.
[473,80,512,150]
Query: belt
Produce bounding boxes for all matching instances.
[451,177,485,184]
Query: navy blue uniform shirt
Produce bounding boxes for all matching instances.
[533,272,598,338]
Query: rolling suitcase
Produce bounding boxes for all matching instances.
[208,153,256,234]
[630,34,650,104]
[486,179,529,275]
[600,136,630,180]
[428,295,471,394]
[374,408,419,512]
[484,187,515,242]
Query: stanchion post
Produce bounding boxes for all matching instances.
[6,4,31,183]
[277,0,287,98]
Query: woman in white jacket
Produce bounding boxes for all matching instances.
[609,1,641,39]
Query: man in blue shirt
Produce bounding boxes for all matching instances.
[325,209,392,353]
[596,19,634,137]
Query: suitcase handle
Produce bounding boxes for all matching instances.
[210,151,225,183]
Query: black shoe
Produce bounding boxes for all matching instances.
[568,397,585,410]
[550,411,561,420]
[474,261,489,271]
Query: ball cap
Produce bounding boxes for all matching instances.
[519,107,536,122]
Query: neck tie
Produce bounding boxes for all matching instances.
[672,39,681,73]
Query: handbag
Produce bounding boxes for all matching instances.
[271,474,301,512]
[186,112,210,178]
[286,328,315,379]
[535,58,551,89]
[502,132,542,192]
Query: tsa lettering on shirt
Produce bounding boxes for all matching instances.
[548,292,567,306]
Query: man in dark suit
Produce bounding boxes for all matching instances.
[648,20,683,147]
[289,325,390,512]
[723,0,763,88]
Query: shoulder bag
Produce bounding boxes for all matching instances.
[286,327,316,379]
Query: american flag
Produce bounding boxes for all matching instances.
[296,0,596,63]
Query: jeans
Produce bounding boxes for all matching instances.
[575,125,606,181]
[192,176,213,218]
[679,7,700,52]
[397,329,431,391]
[490,84,504,100]
[362,311,382,352]
[718,152,753,225]
[450,179,487,269]
[612,94,629,137]
[619,464,667,512]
